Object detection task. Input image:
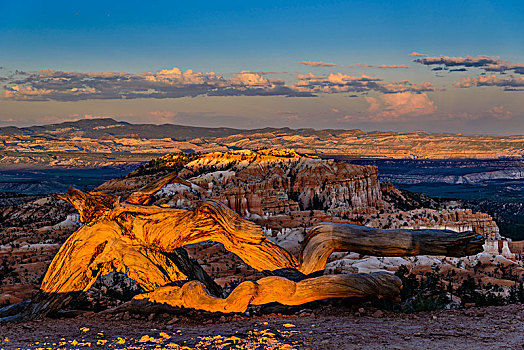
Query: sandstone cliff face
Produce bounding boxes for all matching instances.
[438,209,500,239]
[396,209,499,239]
[3,119,524,169]
[97,149,500,241]
[147,149,386,217]
[0,148,510,306]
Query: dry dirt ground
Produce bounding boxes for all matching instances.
[0,304,523,349]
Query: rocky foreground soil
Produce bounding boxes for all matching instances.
[0,304,523,349]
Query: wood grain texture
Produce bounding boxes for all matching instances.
[299,223,485,274]
[46,187,298,297]
[126,173,194,205]
[1,172,485,320]
[135,272,402,313]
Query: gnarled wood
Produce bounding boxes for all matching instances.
[40,224,188,294]
[134,272,402,313]
[299,223,485,274]
[126,173,194,205]
[1,175,484,321]
[52,188,299,277]
[54,188,117,223]
[13,189,298,319]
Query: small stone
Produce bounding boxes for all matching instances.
[123,312,131,321]
[464,303,475,309]
[413,332,423,337]
[159,332,170,339]
[138,335,152,343]
[167,317,179,325]
[372,310,384,318]
[148,313,155,321]
[358,308,365,314]
[432,315,437,320]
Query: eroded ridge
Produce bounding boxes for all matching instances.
[0,172,484,321]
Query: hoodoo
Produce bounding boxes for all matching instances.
[0,171,483,321]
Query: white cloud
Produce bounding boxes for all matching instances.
[299,61,339,67]
[455,75,524,90]
[364,92,437,121]
[2,67,312,101]
[409,51,427,57]
[486,106,512,119]
[293,72,433,94]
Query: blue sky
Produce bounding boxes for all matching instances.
[1,1,523,133]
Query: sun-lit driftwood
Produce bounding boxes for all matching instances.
[0,172,484,321]
[134,272,402,313]
[44,188,298,298]
[126,173,194,205]
[299,223,485,275]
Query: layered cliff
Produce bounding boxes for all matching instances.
[115,149,386,218]
[2,119,523,170]
[0,148,511,306]
[99,149,500,241]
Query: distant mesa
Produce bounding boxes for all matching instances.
[1,119,523,168]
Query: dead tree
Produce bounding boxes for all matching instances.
[0,173,484,321]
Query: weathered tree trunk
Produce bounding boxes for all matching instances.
[299,223,485,274]
[126,173,195,205]
[167,248,223,298]
[0,172,484,321]
[134,272,402,314]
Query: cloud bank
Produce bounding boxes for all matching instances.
[2,68,313,101]
[455,75,524,90]
[300,61,412,69]
[2,67,434,101]
[486,106,512,119]
[364,92,436,121]
[414,55,524,74]
[300,61,340,67]
[293,72,433,94]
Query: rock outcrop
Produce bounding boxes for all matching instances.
[2,172,485,321]
[101,149,386,218]
[2,119,524,169]
[0,148,515,312]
